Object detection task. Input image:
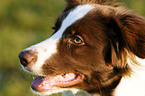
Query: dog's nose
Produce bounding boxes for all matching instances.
[18,50,37,67]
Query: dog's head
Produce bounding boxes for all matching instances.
[18,0,145,95]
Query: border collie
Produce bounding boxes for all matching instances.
[18,0,145,96]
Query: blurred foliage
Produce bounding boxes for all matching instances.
[0,0,144,96]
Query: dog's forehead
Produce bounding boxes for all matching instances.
[52,4,95,39]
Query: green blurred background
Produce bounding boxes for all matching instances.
[0,0,144,96]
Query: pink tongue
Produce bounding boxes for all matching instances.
[32,76,44,86]
[31,76,54,91]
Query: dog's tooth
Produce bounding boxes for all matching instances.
[69,73,74,76]
[38,83,45,87]
[42,83,45,86]
[38,84,42,87]
[65,74,69,77]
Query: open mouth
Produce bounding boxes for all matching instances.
[31,73,84,92]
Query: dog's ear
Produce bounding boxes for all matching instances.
[117,12,145,58]
[107,10,145,59]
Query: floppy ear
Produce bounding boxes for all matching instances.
[108,11,145,59]
[103,10,145,70]
[115,13,145,58]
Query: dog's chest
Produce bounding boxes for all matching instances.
[114,58,145,96]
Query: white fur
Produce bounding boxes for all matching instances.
[114,57,145,96]
[21,4,95,75]
[31,87,81,96]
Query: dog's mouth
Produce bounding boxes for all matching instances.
[31,73,84,92]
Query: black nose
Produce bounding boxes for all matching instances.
[18,50,37,67]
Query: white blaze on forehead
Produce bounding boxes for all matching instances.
[51,4,95,40]
[22,4,95,75]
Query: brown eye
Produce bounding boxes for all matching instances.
[73,36,84,45]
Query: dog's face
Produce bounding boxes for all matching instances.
[19,0,145,95]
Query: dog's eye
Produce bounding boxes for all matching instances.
[73,36,84,45]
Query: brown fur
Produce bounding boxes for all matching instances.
[41,1,145,95]
[19,0,145,96]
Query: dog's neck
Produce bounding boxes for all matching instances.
[90,57,145,96]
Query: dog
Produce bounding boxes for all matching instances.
[18,0,145,96]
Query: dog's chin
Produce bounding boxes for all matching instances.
[30,73,84,95]
[31,87,82,96]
